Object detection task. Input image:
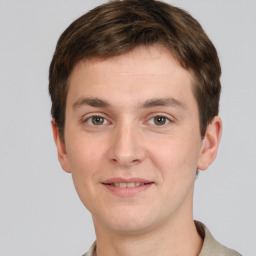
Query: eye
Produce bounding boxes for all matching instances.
[86,116,108,126]
[148,115,171,126]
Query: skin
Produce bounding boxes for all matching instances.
[52,45,222,256]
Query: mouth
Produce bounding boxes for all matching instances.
[101,178,154,197]
[103,182,152,188]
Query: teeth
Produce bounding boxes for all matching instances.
[127,183,135,188]
[112,182,145,187]
[120,183,126,188]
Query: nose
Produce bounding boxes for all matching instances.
[109,122,146,167]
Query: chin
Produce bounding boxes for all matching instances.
[96,209,160,235]
[109,221,154,235]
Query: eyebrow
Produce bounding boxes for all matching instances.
[72,97,186,109]
[142,97,186,109]
[72,97,110,109]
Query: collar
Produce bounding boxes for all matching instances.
[83,221,241,256]
[195,221,241,256]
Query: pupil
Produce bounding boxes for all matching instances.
[154,116,166,125]
[93,116,103,125]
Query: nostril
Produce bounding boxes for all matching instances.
[110,156,141,166]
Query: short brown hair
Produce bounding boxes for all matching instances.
[49,0,221,141]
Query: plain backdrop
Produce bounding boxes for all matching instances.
[0,0,255,255]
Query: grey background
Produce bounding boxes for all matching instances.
[0,0,255,255]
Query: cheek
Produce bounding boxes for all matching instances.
[67,134,106,172]
[65,135,107,198]
[148,134,201,178]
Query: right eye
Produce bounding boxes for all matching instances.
[85,116,108,126]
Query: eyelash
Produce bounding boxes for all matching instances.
[147,115,172,126]
[82,114,173,128]
[83,115,110,126]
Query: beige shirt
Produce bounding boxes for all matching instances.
[82,221,242,256]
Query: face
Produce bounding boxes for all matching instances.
[53,45,221,235]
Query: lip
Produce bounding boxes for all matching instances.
[101,177,154,197]
[102,177,152,184]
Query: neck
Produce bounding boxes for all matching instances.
[93,214,202,256]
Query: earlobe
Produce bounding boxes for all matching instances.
[197,116,222,170]
[51,120,71,173]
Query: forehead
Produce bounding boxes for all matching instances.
[67,45,195,108]
[73,45,187,75]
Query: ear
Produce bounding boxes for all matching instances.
[51,120,71,173]
[197,116,222,170]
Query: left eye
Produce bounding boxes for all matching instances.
[87,116,107,126]
[148,116,170,126]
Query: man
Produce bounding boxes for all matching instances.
[49,0,242,255]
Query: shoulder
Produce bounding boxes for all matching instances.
[83,224,242,256]
[195,221,242,256]
[82,241,96,256]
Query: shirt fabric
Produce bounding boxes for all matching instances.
[82,221,242,256]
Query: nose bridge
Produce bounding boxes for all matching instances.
[110,118,145,166]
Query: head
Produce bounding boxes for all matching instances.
[49,0,222,235]
[49,0,221,142]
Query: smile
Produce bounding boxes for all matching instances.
[101,179,154,197]
[109,182,146,188]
